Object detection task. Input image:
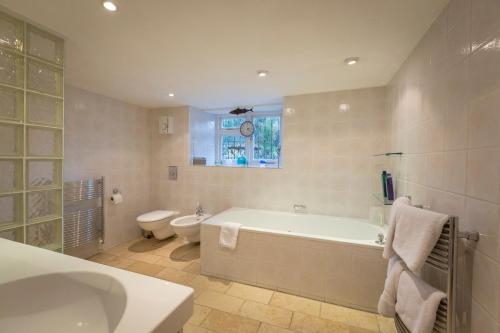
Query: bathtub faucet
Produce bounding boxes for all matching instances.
[195,202,204,216]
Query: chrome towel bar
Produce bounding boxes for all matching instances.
[394,214,478,333]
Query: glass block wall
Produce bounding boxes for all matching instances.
[0,11,64,252]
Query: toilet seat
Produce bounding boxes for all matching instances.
[171,216,204,228]
[137,210,179,223]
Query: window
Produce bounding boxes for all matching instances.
[253,116,281,160]
[216,112,282,167]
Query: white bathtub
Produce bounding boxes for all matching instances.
[200,207,388,312]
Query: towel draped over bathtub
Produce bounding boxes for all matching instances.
[219,222,242,250]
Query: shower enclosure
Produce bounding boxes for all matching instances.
[0,10,64,252]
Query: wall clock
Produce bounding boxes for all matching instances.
[240,121,254,137]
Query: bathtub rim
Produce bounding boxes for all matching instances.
[203,207,386,249]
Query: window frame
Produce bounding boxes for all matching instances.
[215,111,282,167]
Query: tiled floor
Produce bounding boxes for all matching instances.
[89,236,397,333]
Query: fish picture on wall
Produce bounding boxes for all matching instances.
[229,107,253,115]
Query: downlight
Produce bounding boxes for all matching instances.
[102,1,118,12]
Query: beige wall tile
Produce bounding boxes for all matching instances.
[388,3,500,330]
[466,148,500,203]
[239,300,293,328]
[65,85,151,249]
[150,87,387,219]
[469,90,500,149]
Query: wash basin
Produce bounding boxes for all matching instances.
[0,271,126,333]
[0,239,193,333]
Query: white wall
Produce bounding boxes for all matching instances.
[64,85,152,249]
[387,0,500,331]
[189,107,216,166]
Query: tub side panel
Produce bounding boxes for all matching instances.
[200,222,387,312]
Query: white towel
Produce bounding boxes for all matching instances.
[219,222,242,250]
[383,197,448,273]
[383,196,411,259]
[396,270,446,333]
[378,255,405,317]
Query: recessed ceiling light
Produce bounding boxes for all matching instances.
[344,57,359,66]
[338,103,350,113]
[102,1,118,12]
[168,93,175,97]
[257,70,269,77]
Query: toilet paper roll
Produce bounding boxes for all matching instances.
[111,193,123,205]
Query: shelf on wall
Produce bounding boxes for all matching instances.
[372,152,403,157]
[373,193,394,206]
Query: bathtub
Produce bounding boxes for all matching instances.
[200,207,388,312]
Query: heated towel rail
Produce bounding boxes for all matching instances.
[394,216,479,333]
[63,177,104,258]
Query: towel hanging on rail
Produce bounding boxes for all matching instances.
[383,198,449,273]
[396,270,446,333]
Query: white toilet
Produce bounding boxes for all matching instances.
[137,210,179,240]
[170,214,211,243]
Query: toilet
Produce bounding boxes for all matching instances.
[137,210,179,240]
[170,214,211,243]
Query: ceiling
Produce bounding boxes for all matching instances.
[0,0,448,109]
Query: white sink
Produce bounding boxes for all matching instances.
[0,271,126,333]
[0,239,193,333]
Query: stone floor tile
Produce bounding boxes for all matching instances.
[257,322,297,333]
[200,310,260,333]
[377,315,397,333]
[183,261,202,274]
[320,303,378,331]
[227,283,274,304]
[189,275,232,293]
[290,312,350,333]
[195,290,245,313]
[187,304,212,326]
[239,300,293,328]
[156,266,197,285]
[270,292,321,316]
[123,261,164,276]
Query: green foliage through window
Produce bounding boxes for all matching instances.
[253,116,281,160]
[221,117,245,129]
[221,135,246,160]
